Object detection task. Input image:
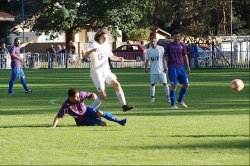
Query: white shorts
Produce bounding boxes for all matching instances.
[71,54,76,61]
[151,73,167,84]
[91,69,117,92]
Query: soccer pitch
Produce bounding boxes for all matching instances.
[0,68,249,165]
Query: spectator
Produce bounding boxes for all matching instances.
[0,43,9,69]
[56,45,62,67]
[46,45,56,69]
[59,46,68,68]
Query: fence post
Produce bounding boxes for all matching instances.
[234,43,238,68]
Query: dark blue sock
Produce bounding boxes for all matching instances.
[8,79,15,93]
[178,87,187,102]
[103,112,121,124]
[21,78,29,91]
[170,90,176,106]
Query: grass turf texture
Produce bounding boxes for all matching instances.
[0,68,249,165]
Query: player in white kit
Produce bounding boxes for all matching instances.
[84,28,134,112]
[145,33,171,102]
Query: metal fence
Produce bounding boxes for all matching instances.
[1,50,249,69]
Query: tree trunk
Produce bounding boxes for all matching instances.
[65,28,74,68]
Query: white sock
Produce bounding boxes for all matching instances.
[150,86,155,98]
[116,91,126,106]
[92,97,102,108]
[164,85,170,98]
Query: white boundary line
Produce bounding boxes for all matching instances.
[49,98,65,105]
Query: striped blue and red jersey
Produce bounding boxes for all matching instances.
[165,42,187,66]
[57,91,93,124]
[9,45,22,68]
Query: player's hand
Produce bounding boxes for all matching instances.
[145,68,148,73]
[164,67,168,73]
[120,57,124,62]
[91,93,97,100]
[20,59,24,63]
[94,48,100,52]
[187,67,190,74]
[30,40,34,44]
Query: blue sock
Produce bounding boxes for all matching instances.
[21,78,29,91]
[103,112,121,124]
[170,90,176,106]
[178,87,187,102]
[8,79,15,93]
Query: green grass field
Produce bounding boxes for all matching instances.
[0,68,249,165]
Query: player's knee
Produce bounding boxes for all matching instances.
[20,76,25,79]
[183,84,189,89]
[97,110,103,117]
[113,81,121,88]
[99,93,106,100]
[100,121,106,126]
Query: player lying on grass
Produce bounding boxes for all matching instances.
[52,88,127,128]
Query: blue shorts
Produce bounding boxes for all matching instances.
[168,65,189,86]
[77,107,102,126]
[11,67,25,80]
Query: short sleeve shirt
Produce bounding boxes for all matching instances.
[147,46,165,74]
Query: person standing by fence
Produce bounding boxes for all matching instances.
[46,45,56,69]
[7,38,34,94]
[0,43,9,69]
[165,30,190,109]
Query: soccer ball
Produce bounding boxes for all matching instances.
[230,79,244,92]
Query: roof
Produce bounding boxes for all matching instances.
[150,28,171,37]
[0,10,15,21]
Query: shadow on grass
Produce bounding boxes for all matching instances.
[170,134,250,138]
[0,109,249,117]
[114,110,249,117]
[130,139,250,149]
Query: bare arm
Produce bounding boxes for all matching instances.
[163,53,168,73]
[20,40,34,48]
[84,48,99,58]
[145,60,149,73]
[51,116,60,128]
[11,53,24,63]
[110,56,124,62]
[183,54,190,74]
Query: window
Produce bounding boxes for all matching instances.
[19,37,28,43]
[7,37,12,45]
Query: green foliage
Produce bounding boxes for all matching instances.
[128,28,151,40]
[0,68,249,165]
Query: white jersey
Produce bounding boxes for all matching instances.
[146,45,165,74]
[87,41,113,76]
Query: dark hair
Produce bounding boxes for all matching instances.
[94,28,110,42]
[172,30,180,36]
[14,38,20,42]
[149,32,156,39]
[68,88,78,97]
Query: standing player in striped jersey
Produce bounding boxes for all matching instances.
[165,30,190,109]
[52,88,127,127]
[145,33,171,102]
[7,38,34,94]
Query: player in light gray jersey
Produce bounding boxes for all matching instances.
[85,28,134,112]
[145,34,170,103]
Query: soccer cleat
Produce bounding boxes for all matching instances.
[178,101,188,108]
[167,98,171,102]
[171,105,178,109]
[120,118,127,126]
[7,92,15,94]
[122,104,134,112]
[150,97,155,102]
[25,89,33,93]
